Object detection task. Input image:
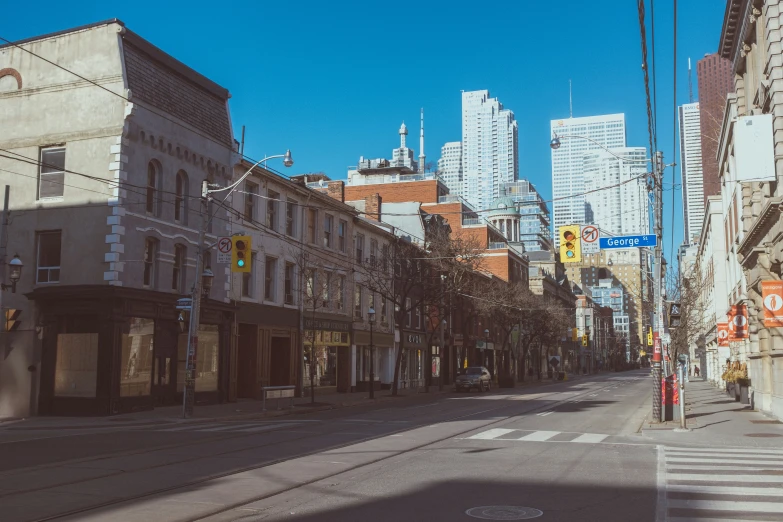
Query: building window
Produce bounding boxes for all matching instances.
[356,234,365,264]
[265,256,277,301]
[370,239,378,267]
[120,318,155,397]
[177,324,219,392]
[175,171,188,224]
[54,333,99,397]
[414,304,421,329]
[245,181,258,222]
[308,208,317,244]
[146,162,159,215]
[242,252,256,297]
[38,146,65,199]
[284,262,295,304]
[305,269,316,303]
[354,284,363,318]
[36,231,61,284]
[143,237,157,288]
[337,275,345,310]
[172,244,186,292]
[381,297,388,325]
[267,190,279,230]
[369,293,376,323]
[322,271,332,308]
[286,200,297,236]
[324,214,333,248]
[338,220,347,252]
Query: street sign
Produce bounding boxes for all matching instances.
[581,225,600,254]
[762,280,783,327]
[599,234,657,249]
[549,356,561,367]
[217,237,232,264]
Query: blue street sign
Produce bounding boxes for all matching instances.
[599,234,657,249]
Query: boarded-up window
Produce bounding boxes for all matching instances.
[54,333,99,397]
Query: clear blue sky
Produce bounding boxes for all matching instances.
[6,0,728,262]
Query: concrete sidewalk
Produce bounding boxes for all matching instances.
[641,377,783,448]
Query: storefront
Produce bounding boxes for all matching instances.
[303,316,352,393]
[398,330,426,389]
[476,340,496,377]
[354,328,394,391]
[29,286,234,416]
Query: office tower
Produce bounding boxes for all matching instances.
[460,90,518,211]
[679,102,705,242]
[697,53,734,200]
[550,114,626,246]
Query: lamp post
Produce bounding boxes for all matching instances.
[181,151,293,418]
[484,328,490,375]
[439,318,446,391]
[368,306,375,399]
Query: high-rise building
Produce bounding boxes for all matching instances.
[460,90,518,211]
[501,180,552,251]
[679,102,705,242]
[550,114,626,246]
[437,142,463,197]
[582,147,650,236]
[697,53,734,201]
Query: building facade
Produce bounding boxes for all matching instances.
[550,114,626,246]
[582,147,650,236]
[437,141,463,198]
[501,180,552,252]
[679,102,706,242]
[460,90,519,211]
[697,52,734,201]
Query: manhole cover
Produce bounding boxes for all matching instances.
[465,506,543,520]
[745,433,783,438]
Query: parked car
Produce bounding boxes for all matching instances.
[455,366,492,392]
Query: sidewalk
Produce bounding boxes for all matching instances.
[640,377,783,448]
[2,373,589,431]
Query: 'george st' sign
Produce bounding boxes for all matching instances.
[599,234,657,249]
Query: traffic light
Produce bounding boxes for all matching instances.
[231,235,251,273]
[647,327,653,346]
[581,334,588,346]
[5,309,21,332]
[559,225,582,263]
[668,302,681,328]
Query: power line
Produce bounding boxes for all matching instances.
[649,0,659,153]
[637,0,656,160]
[671,0,678,261]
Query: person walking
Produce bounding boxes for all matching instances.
[694,366,700,377]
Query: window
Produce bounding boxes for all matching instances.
[337,275,345,310]
[264,256,277,301]
[267,190,279,230]
[54,333,98,397]
[305,269,316,302]
[356,234,365,264]
[242,252,256,297]
[146,162,159,215]
[370,239,378,267]
[177,324,219,392]
[286,200,297,236]
[414,305,422,329]
[245,181,258,221]
[175,171,188,224]
[284,262,295,304]
[354,284,363,318]
[308,208,317,244]
[405,298,412,327]
[143,237,157,288]
[120,318,154,397]
[381,297,388,325]
[38,146,65,199]
[324,214,333,248]
[338,220,347,252]
[172,244,186,292]
[322,271,332,308]
[36,231,61,284]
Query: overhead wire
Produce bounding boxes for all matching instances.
[671,0,678,262]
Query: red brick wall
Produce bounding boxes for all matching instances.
[345,180,441,204]
[365,193,382,221]
[697,53,734,201]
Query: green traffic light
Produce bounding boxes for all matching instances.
[237,259,245,267]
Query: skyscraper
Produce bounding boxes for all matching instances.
[550,114,626,246]
[437,141,463,197]
[460,90,518,210]
[679,102,705,242]
[697,53,734,201]
[582,147,650,236]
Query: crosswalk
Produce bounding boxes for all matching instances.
[466,428,610,444]
[661,445,783,521]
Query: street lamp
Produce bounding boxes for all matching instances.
[368,306,375,399]
[181,152,293,419]
[2,254,23,293]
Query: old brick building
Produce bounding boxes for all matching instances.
[697,52,734,201]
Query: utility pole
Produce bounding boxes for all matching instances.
[652,151,664,423]
[0,186,9,344]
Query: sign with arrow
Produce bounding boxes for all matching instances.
[581,225,600,254]
[217,237,233,264]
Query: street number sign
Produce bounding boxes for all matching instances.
[217,237,232,264]
[581,225,600,254]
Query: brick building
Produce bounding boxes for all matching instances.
[697,52,734,201]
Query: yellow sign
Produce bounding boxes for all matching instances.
[640,350,647,357]
[647,327,653,346]
[559,225,582,263]
[231,235,252,273]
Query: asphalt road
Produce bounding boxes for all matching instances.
[0,371,657,522]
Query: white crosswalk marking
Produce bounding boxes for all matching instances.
[661,445,783,521]
[467,428,516,440]
[466,428,610,444]
[571,433,608,444]
[517,430,559,441]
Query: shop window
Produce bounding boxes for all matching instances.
[120,318,154,397]
[177,324,220,392]
[54,333,98,397]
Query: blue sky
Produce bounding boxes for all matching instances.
[6,0,728,262]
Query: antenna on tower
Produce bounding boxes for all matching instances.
[688,58,693,103]
[569,79,573,118]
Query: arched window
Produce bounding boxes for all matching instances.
[146,162,160,216]
[175,170,188,224]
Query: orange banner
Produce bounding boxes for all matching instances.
[717,322,729,347]
[728,305,749,340]
[762,280,783,328]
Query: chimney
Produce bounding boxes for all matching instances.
[326,181,344,202]
[364,193,382,222]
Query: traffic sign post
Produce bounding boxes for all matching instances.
[599,234,657,249]
[581,225,600,254]
[217,237,232,264]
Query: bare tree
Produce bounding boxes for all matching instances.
[666,261,711,369]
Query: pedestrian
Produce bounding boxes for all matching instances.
[695,366,700,377]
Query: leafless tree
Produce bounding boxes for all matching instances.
[666,261,711,369]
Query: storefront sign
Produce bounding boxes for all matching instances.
[304,329,350,346]
[762,281,783,327]
[453,334,464,347]
[304,318,351,332]
[407,334,422,344]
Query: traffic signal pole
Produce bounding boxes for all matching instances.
[651,151,664,423]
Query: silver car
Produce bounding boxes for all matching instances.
[455,366,492,392]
